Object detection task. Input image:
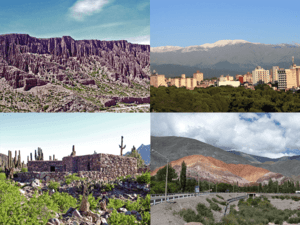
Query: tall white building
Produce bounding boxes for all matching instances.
[252,66,270,85]
[272,66,279,84]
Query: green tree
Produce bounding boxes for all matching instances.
[180,161,187,192]
[156,164,178,182]
[126,146,145,169]
[296,181,300,191]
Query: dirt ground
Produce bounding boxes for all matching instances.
[150,193,245,225]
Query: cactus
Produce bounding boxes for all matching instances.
[17,150,21,168]
[119,136,126,156]
[14,150,17,167]
[53,154,55,161]
[35,147,44,161]
[30,153,32,161]
[49,156,52,160]
[27,156,29,163]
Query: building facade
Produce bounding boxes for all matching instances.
[252,66,270,85]
[150,70,204,90]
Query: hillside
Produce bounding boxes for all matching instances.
[151,136,300,178]
[0,34,150,112]
[151,154,286,186]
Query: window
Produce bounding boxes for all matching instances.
[50,166,55,172]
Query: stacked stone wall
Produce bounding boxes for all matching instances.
[25,154,137,182]
[28,160,64,172]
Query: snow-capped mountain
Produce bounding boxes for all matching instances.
[151,39,300,78]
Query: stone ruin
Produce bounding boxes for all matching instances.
[17,145,138,182]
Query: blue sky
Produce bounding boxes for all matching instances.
[151,113,300,158]
[0,113,150,163]
[0,0,150,44]
[151,0,300,47]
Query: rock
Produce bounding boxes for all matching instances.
[100,199,106,210]
[118,208,127,212]
[0,33,150,91]
[48,218,60,225]
[79,195,90,213]
[72,209,82,218]
[31,179,40,188]
[100,218,108,224]
[73,222,79,225]
[45,176,50,182]
[19,189,26,195]
[125,211,131,215]
[131,210,137,215]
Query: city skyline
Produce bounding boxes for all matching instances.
[151,0,300,47]
[151,113,300,158]
[0,113,150,163]
[0,0,150,44]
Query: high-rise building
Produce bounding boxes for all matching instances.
[272,66,279,84]
[252,66,270,85]
[278,69,287,90]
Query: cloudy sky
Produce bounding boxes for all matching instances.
[151,113,300,159]
[0,0,149,44]
[151,0,300,47]
[0,113,150,163]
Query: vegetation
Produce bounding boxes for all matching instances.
[206,198,222,211]
[221,196,300,224]
[48,181,60,191]
[151,169,300,194]
[21,168,28,172]
[126,146,146,168]
[64,173,85,185]
[0,178,150,224]
[136,171,151,184]
[107,194,150,224]
[174,203,215,225]
[180,161,187,192]
[150,85,300,112]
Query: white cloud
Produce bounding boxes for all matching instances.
[126,35,150,45]
[69,0,109,21]
[151,113,300,158]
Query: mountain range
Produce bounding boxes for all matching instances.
[151,136,300,185]
[150,40,300,79]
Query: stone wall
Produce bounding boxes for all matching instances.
[28,160,64,172]
[27,154,137,179]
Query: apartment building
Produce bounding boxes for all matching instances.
[252,66,270,85]
[150,70,203,90]
[272,66,279,84]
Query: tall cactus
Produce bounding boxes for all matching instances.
[17,150,21,168]
[14,150,17,167]
[8,150,12,168]
[30,153,32,161]
[35,147,44,161]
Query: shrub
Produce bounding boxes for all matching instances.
[216,194,224,200]
[104,183,115,191]
[64,173,85,185]
[137,171,151,184]
[48,181,60,191]
[21,168,28,172]
[0,173,6,180]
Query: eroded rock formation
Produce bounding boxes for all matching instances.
[0,33,150,90]
[151,155,287,186]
